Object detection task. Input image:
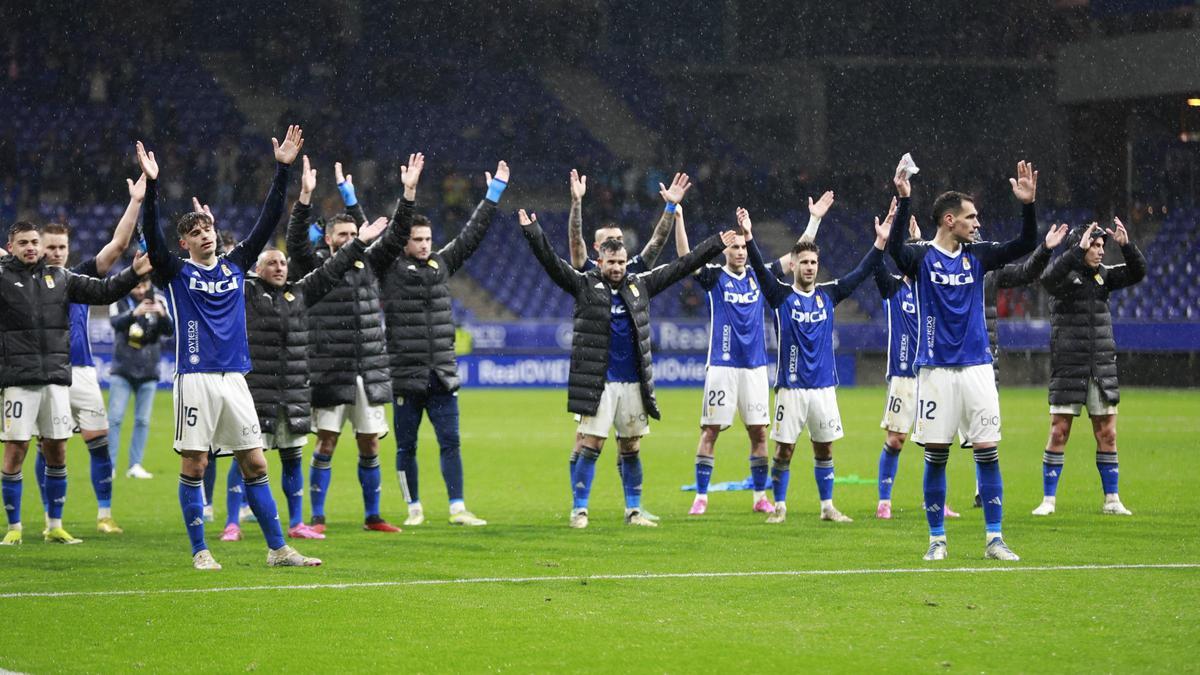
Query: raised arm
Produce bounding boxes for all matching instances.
[827,216,888,305]
[740,208,792,308]
[334,161,369,225]
[93,173,146,275]
[644,231,732,298]
[872,200,902,298]
[977,161,1039,270]
[227,126,301,271]
[994,223,1065,288]
[567,169,588,269]
[364,152,424,274]
[673,205,690,257]
[66,253,149,305]
[296,235,371,305]
[285,154,320,278]
[888,160,923,277]
[518,210,586,295]
[1041,223,1094,294]
[134,141,180,284]
[1102,217,1147,291]
[642,172,692,267]
[441,160,507,274]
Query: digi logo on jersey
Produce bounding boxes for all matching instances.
[610,302,628,316]
[722,289,760,304]
[188,275,240,294]
[790,307,828,324]
[929,271,975,286]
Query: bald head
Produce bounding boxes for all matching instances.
[593,225,624,251]
[256,249,288,287]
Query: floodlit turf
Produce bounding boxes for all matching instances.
[1,386,1198,672]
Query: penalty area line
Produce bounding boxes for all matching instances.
[1,563,1197,600]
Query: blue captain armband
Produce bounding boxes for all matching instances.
[338,180,358,207]
[486,177,507,203]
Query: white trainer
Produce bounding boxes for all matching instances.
[193,549,222,570]
[923,539,948,561]
[1032,498,1056,516]
[765,504,787,524]
[267,545,322,567]
[1102,499,1132,516]
[820,506,853,523]
[404,506,425,526]
[984,537,1021,561]
[126,464,153,479]
[569,508,589,529]
[624,509,658,527]
[449,511,487,526]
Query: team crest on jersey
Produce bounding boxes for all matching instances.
[284,291,295,302]
[43,275,55,289]
[630,285,640,298]
[1094,273,1104,285]
[428,259,439,270]
[816,295,824,308]
[962,258,971,271]
[749,277,757,290]
[221,264,231,276]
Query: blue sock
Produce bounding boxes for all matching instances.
[396,449,419,504]
[572,446,600,509]
[179,474,207,555]
[878,444,901,501]
[568,449,580,495]
[923,448,949,536]
[1043,450,1065,498]
[242,474,285,550]
[358,455,382,519]
[35,448,48,513]
[814,459,835,502]
[225,462,244,527]
[695,455,714,495]
[975,447,1003,537]
[771,458,791,503]
[310,453,332,518]
[86,437,113,509]
[440,446,464,503]
[1,471,22,526]
[279,448,305,528]
[750,456,769,492]
[202,458,217,506]
[619,452,643,510]
[44,464,67,520]
[1097,451,1119,495]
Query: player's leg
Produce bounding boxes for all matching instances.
[1034,412,1075,515]
[694,367,732,513]
[202,455,217,521]
[175,373,227,567]
[766,442,794,524]
[767,388,802,523]
[691,425,719,515]
[613,383,652,525]
[179,450,217,568]
[428,391,483,526]
[106,374,132,472]
[349,377,396,532]
[309,415,343,531]
[568,430,583,493]
[742,366,773,513]
[1093,412,1128,514]
[126,379,157,478]
[72,366,116,530]
[1,386,39,544]
[221,460,244,541]
[36,385,78,543]
[393,394,425,524]
[877,376,916,519]
[914,368,958,560]
[961,365,1018,561]
[234,447,320,567]
[808,387,848,522]
[573,384,620,528]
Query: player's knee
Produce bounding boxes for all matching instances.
[747,425,768,444]
[886,432,907,450]
[774,443,795,462]
[811,442,833,460]
[923,446,950,465]
[700,425,721,443]
[972,446,999,464]
[278,447,303,463]
[580,445,602,461]
[1095,425,1117,449]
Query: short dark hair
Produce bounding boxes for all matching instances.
[411,214,431,228]
[7,220,37,241]
[176,211,213,236]
[791,240,819,257]
[598,238,626,257]
[40,222,70,237]
[330,214,357,228]
[930,191,975,228]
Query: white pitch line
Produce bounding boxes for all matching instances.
[1,563,1197,600]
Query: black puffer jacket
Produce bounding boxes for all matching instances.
[0,256,140,387]
[248,208,370,434]
[521,221,725,419]
[1040,239,1146,407]
[983,243,1054,383]
[109,291,174,383]
[286,199,410,409]
[380,198,496,396]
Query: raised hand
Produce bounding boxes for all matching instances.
[401,152,425,190]
[735,207,753,238]
[135,141,158,181]
[659,172,692,205]
[335,161,350,187]
[272,125,304,165]
[873,215,892,247]
[1078,222,1099,250]
[1009,160,1038,204]
[1106,217,1129,245]
[570,169,587,202]
[518,209,537,228]
[358,216,390,244]
[127,173,147,202]
[300,155,317,195]
[808,190,835,219]
[191,197,215,224]
[908,215,921,241]
[486,160,510,185]
[131,250,153,275]
[1044,223,1069,249]
[893,157,911,198]
[881,197,898,229]
[719,230,739,247]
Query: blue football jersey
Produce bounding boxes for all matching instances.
[67,258,99,367]
[774,287,838,389]
[606,291,639,383]
[166,258,252,374]
[912,245,990,368]
[884,276,918,378]
[697,264,767,368]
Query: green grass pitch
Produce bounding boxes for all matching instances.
[1,386,1198,672]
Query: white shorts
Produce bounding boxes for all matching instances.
[0,384,73,442]
[577,382,651,440]
[313,376,388,437]
[173,372,262,453]
[1050,379,1118,417]
[261,410,310,450]
[700,366,770,429]
[770,387,844,444]
[69,366,108,432]
[880,376,918,434]
[913,364,1001,446]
